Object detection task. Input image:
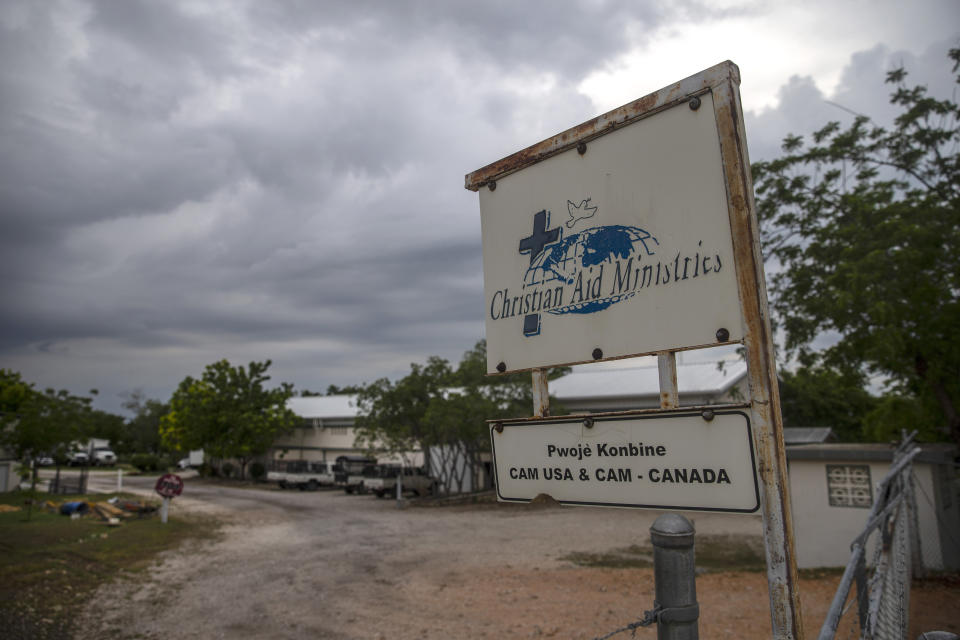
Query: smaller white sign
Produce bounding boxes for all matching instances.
[491,410,759,513]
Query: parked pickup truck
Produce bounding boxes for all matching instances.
[334,455,377,494]
[268,460,335,491]
[363,465,437,498]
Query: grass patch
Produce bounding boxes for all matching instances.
[798,567,845,579]
[561,534,766,572]
[0,491,220,639]
[562,544,654,569]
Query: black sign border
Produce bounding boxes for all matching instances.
[490,409,760,514]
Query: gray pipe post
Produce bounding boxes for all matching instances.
[650,513,699,640]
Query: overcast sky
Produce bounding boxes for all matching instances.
[1,0,958,415]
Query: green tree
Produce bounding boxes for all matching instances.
[325,384,364,395]
[83,398,126,454]
[354,356,452,469]
[355,340,569,493]
[0,370,99,518]
[862,393,943,443]
[753,50,960,444]
[422,341,535,493]
[119,390,171,455]
[0,371,95,464]
[778,365,878,441]
[160,360,297,478]
[1,370,35,418]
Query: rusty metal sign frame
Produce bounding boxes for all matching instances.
[466,61,804,639]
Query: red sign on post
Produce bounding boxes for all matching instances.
[155,473,184,498]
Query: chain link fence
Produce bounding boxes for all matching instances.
[818,432,923,640]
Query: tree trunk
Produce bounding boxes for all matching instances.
[422,444,431,478]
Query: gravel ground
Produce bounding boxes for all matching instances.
[76,475,958,639]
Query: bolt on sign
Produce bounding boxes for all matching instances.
[467,61,805,639]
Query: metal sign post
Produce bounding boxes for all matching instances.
[710,70,804,639]
[466,61,803,638]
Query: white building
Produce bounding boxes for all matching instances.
[787,443,959,570]
[275,360,750,490]
[271,395,365,463]
[271,395,422,466]
[0,445,18,492]
[550,359,748,412]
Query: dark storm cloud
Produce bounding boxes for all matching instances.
[1,0,956,412]
[1,0,674,386]
[246,0,665,79]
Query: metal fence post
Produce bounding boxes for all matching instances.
[650,513,699,640]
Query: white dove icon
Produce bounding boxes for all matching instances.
[566,198,598,228]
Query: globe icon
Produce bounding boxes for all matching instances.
[524,225,658,288]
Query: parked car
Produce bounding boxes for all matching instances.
[363,465,437,498]
[36,455,55,467]
[91,447,116,466]
[177,457,192,470]
[68,451,89,467]
[333,455,377,494]
[268,460,335,490]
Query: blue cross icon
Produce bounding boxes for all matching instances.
[519,209,560,266]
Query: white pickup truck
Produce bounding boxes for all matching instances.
[362,465,437,498]
[267,460,335,491]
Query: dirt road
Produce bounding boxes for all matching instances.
[78,475,957,639]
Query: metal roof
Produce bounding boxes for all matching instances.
[550,360,747,401]
[782,427,835,445]
[286,395,359,419]
[786,443,956,465]
[285,361,746,418]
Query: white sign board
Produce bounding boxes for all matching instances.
[477,92,742,374]
[491,410,759,513]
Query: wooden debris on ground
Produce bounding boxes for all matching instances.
[115,500,158,517]
[89,502,127,524]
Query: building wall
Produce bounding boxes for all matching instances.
[0,458,18,492]
[0,444,20,492]
[271,422,364,462]
[269,420,423,466]
[788,457,958,570]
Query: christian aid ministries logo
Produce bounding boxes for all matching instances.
[488,198,726,337]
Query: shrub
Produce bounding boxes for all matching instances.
[250,462,266,481]
[131,453,160,472]
[221,462,235,478]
